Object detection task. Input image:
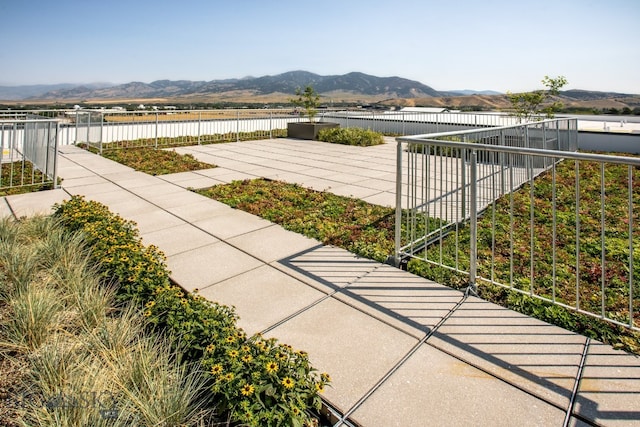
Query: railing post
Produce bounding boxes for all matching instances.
[75,110,79,144]
[198,110,202,145]
[394,139,404,267]
[53,121,60,189]
[236,110,240,142]
[469,149,478,293]
[155,112,159,149]
[461,136,466,218]
[269,110,273,139]
[100,111,104,150]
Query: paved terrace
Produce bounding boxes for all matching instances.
[1,139,639,426]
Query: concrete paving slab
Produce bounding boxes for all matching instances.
[0,197,13,218]
[327,184,383,200]
[158,171,208,183]
[56,164,96,179]
[128,182,185,199]
[166,176,223,190]
[266,296,419,413]
[209,170,262,184]
[192,209,273,240]
[350,343,565,427]
[227,224,320,263]
[355,178,397,192]
[101,171,160,188]
[60,175,110,188]
[165,199,233,222]
[140,189,208,209]
[362,191,396,208]
[427,296,586,409]
[66,181,125,197]
[341,264,464,333]
[67,190,139,211]
[126,209,185,234]
[276,245,380,290]
[198,264,327,335]
[4,189,70,218]
[140,223,219,257]
[168,241,263,291]
[573,341,640,426]
[102,197,159,218]
[194,167,245,178]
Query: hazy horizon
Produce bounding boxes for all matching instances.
[1,0,638,93]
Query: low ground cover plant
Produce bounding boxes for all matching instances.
[51,196,329,426]
[195,173,640,354]
[196,179,439,262]
[100,147,214,175]
[0,161,56,196]
[317,127,384,146]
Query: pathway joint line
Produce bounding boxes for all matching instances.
[334,290,469,426]
[562,337,592,427]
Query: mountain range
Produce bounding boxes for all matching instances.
[0,71,443,101]
[0,71,637,110]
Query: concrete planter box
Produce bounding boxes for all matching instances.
[287,122,339,140]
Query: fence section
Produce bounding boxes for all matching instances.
[394,119,640,331]
[0,115,59,194]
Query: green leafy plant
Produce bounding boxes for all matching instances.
[290,86,320,122]
[507,75,568,121]
[317,127,384,146]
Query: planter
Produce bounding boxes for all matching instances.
[287,122,340,140]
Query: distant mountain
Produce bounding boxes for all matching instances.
[0,83,113,100]
[445,89,503,96]
[2,73,636,106]
[14,71,441,101]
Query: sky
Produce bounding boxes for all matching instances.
[0,0,638,94]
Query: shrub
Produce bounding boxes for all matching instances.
[317,127,384,146]
[53,196,329,426]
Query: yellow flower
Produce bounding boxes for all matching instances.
[321,373,331,382]
[145,300,155,308]
[240,384,255,396]
[281,377,295,389]
[226,335,236,344]
[265,362,279,374]
[143,310,152,317]
[228,350,239,358]
[205,344,215,353]
[224,373,234,382]
[315,382,325,393]
[210,364,223,376]
[241,354,253,363]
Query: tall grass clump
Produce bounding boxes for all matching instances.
[0,215,217,426]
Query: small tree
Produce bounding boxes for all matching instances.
[508,75,568,122]
[291,85,320,122]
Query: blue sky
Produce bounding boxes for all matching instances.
[1,0,638,93]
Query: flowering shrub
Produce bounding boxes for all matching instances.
[53,195,329,426]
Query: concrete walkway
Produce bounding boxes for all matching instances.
[2,139,639,426]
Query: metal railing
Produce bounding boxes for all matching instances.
[0,115,59,193]
[3,108,537,151]
[394,118,640,331]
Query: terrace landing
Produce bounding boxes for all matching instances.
[1,139,639,426]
